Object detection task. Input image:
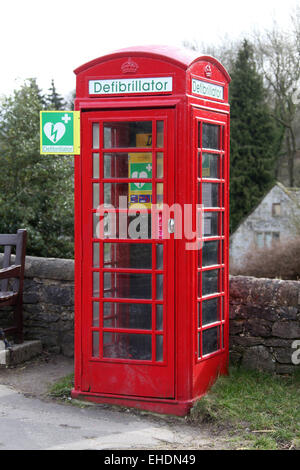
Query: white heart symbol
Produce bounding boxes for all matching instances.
[132,171,148,188]
[44,122,66,143]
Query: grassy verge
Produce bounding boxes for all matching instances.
[48,373,74,401]
[190,367,300,450]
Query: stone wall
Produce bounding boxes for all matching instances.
[229,275,300,373]
[1,255,300,372]
[0,255,74,357]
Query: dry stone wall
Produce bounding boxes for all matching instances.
[229,275,300,373]
[1,255,299,372]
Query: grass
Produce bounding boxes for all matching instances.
[48,373,74,401]
[47,367,300,450]
[190,367,300,450]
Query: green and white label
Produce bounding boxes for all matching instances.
[40,111,80,154]
[89,77,173,95]
[192,78,224,100]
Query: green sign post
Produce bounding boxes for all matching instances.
[40,111,80,154]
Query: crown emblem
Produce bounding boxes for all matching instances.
[204,64,212,78]
[121,58,139,74]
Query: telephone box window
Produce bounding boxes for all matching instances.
[103,302,152,330]
[104,121,152,148]
[103,333,152,360]
[202,123,220,149]
[103,242,152,269]
[202,326,219,356]
[202,153,220,179]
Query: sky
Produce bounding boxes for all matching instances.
[1,0,299,99]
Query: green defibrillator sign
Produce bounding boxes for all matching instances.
[40,111,80,154]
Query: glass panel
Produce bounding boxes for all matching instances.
[104,152,152,179]
[156,121,164,148]
[202,298,219,326]
[156,244,163,269]
[93,272,100,297]
[202,240,220,267]
[202,153,220,179]
[93,153,99,178]
[156,305,163,331]
[156,152,164,178]
[104,183,153,209]
[156,335,163,362]
[202,327,219,355]
[104,273,152,299]
[156,183,163,208]
[156,274,163,300]
[103,302,152,329]
[104,121,152,148]
[202,269,219,296]
[93,302,99,327]
[99,213,152,240]
[202,123,220,149]
[93,183,100,209]
[104,243,152,269]
[203,212,219,237]
[202,183,219,207]
[92,331,99,357]
[93,243,100,267]
[92,123,99,149]
[103,333,152,360]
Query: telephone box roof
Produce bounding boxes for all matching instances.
[74,45,230,82]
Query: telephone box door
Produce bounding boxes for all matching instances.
[80,108,175,399]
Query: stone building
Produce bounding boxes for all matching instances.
[230,182,300,268]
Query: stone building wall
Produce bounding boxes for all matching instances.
[1,255,300,372]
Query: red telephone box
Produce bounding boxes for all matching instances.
[72,46,230,416]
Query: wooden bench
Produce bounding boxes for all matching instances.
[0,229,27,343]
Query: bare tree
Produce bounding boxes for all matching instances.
[254,20,300,187]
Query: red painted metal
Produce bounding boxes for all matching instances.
[72,46,230,416]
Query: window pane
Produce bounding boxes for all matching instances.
[202,153,220,179]
[104,152,152,179]
[156,121,164,148]
[202,269,219,296]
[104,273,152,299]
[93,183,100,209]
[156,244,163,269]
[93,272,100,297]
[93,153,99,178]
[202,183,219,207]
[202,298,219,325]
[202,240,220,267]
[202,327,219,355]
[104,121,152,148]
[156,335,163,362]
[203,212,219,237]
[156,305,163,331]
[103,333,152,360]
[156,183,163,208]
[93,302,99,327]
[104,243,152,269]
[104,183,153,209]
[103,302,152,329]
[156,274,163,299]
[99,213,152,240]
[202,123,220,149]
[92,123,99,149]
[92,331,99,357]
[157,152,164,178]
[93,243,100,267]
